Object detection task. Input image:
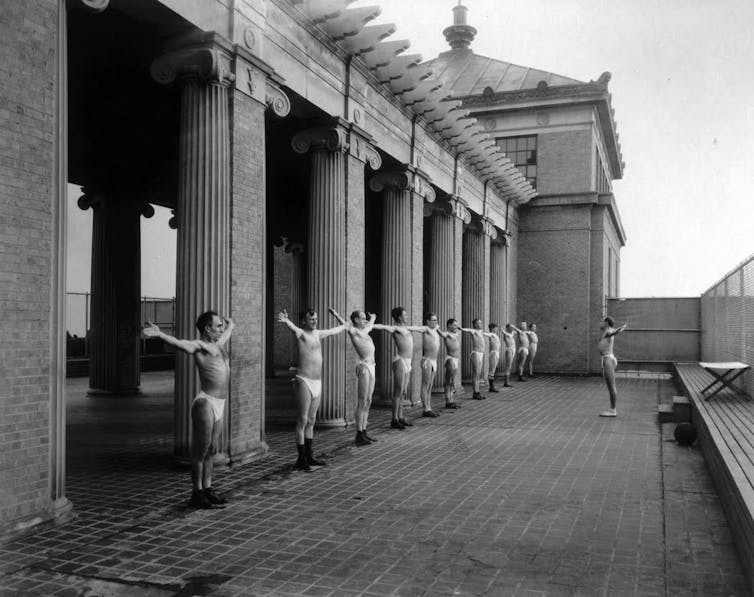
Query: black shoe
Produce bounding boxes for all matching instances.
[295,457,311,471]
[355,431,371,446]
[422,410,439,417]
[489,381,499,393]
[390,418,406,430]
[472,392,484,400]
[518,375,526,382]
[398,418,413,427]
[189,490,215,509]
[503,383,512,388]
[304,438,327,466]
[363,430,378,442]
[445,402,459,409]
[204,487,227,505]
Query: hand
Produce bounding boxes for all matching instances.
[143,321,160,337]
[277,309,289,323]
[223,316,234,328]
[328,307,338,318]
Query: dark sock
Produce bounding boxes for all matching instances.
[304,438,326,466]
[295,443,310,470]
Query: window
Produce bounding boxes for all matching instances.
[497,135,536,189]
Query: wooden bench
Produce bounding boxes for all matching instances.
[674,362,754,593]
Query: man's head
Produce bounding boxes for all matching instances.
[300,308,318,330]
[391,306,406,324]
[601,316,614,330]
[350,310,368,329]
[520,321,528,331]
[489,323,499,332]
[447,318,459,332]
[196,310,223,341]
[505,323,513,333]
[472,318,482,330]
[530,323,537,332]
[425,312,439,329]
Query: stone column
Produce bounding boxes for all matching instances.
[427,196,471,392]
[292,125,349,427]
[489,232,508,376]
[79,192,153,394]
[287,241,306,368]
[152,38,234,462]
[369,168,433,405]
[462,216,496,382]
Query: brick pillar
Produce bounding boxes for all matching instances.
[490,233,507,375]
[427,197,470,392]
[152,39,234,462]
[292,125,350,427]
[369,168,433,405]
[462,216,495,382]
[80,193,151,395]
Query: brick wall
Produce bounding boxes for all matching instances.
[228,88,268,463]
[537,129,592,196]
[0,1,58,534]
[518,205,593,372]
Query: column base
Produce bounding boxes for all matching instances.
[316,417,347,429]
[87,386,141,397]
[53,497,75,525]
[229,441,270,467]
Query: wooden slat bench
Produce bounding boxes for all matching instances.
[674,362,754,593]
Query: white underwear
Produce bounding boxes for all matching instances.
[445,356,459,370]
[356,360,376,380]
[601,354,617,372]
[489,350,500,359]
[421,356,437,373]
[518,347,529,358]
[193,391,226,423]
[295,375,322,399]
[393,355,412,374]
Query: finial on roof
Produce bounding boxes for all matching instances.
[443,1,477,51]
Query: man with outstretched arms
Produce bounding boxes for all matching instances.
[501,324,516,388]
[526,323,539,377]
[442,319,462,409]
[460,318,487,400]
[277,308,347,470]
[510,322,530,381]
[329,308,379,446]
[372,306,415,430]
[485,323,502,392]
[406,312,447,418]
[597,316,628,417]
[143,311,234,509]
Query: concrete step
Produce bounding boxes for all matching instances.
[658,403,674,424]
[673,395,691,422]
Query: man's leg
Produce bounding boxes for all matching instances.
[189,399,214,508]
[517,350,527,381]
[294,379,313,469]
[304,392,326,465]
[471,354,483,398]
[202,417,227,505]
[488,353,499,392]
[503,350,512,387]
[355,366,370,445]
[398,370,413,426]
[390,360,405,428]
[600,358,618,416]
[528,347,537,376]
[421,362,437,415]
[363,373,377,441]
[444,361,458,408]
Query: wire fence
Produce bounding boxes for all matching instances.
[701,254,754,396]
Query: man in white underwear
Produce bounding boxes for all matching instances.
[406,312,449,418]
[485,323,502,393]
[442,319,462,409]
[502,324,516,388]
[598,316,628,417]
[329,308,379,446]
[461,318,487,400]
[372,306,415,430]
[526,323,539,378]
[144,311,234,509]
[510,322,530,382]
[277,308,347,470]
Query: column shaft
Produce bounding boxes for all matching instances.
[462,229,491,380]
[490,241,507,375]
[174,79,231,460]
[307,150,347,426]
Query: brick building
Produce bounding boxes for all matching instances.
[0,0,622,536]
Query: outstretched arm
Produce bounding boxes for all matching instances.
[606,323,628,338]
[216,316,235,347]
[328,307,347,326]
[371,323,397,333]
[436,329,451,339]
[405,325,427,333]
[319,323,348,338]
[277,309,303,337]
[143,322,201,355]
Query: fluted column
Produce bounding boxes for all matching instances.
[490,232,508,376]
[287,241,306,367]
[462,216,496,381]
[370,168,434,405]
[80,193,152,394]
[152,40,234,461]
[292,126,348,427]
[428,197,471,392]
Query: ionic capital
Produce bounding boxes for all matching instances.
[413,170,436,203]
[291,126,349,155]
[466,215,497,239]
[430,195,471,224]
[369,169,412,193]
[151,44,235,87]
[265,79,291,117]
[77,191,154,219]
[349,132,382,171]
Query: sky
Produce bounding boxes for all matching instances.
[67,0,754,300]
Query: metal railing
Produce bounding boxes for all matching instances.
[700,254,754,396]
[66,293,175,359]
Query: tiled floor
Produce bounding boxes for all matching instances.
[0,372,748,596]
